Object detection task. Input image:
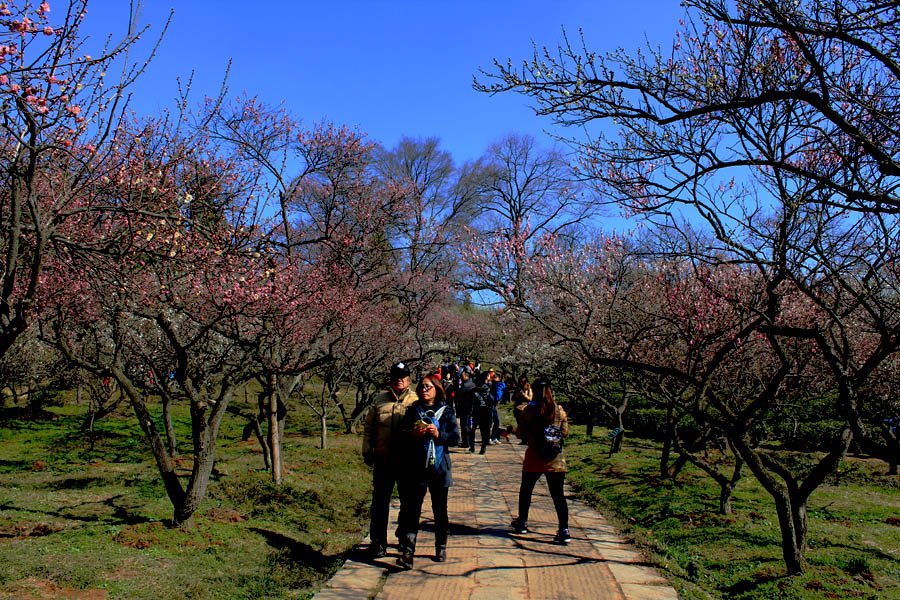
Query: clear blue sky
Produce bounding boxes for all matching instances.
[83,1,683,163]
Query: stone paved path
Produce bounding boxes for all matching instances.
[313,441,680,600]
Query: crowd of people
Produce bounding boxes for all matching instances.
[361,359,570,570]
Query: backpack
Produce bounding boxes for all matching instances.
[533,408,564,459]
[473,386,491,409]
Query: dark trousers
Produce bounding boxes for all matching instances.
[459,413,474,447]
[517,471,568,530]
[369,458,399,544]
[476,408,492,451]
[397,480,449,552]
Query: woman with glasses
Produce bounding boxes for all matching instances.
[395,374,460,569]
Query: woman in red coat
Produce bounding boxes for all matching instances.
[509,378,571,544]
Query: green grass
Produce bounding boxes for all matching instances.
[0,396,370,600]
[564,428,900,600]
[4,398,897,599]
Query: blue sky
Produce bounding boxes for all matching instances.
[83,1,685,164]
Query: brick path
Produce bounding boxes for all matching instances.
[313,441,679,600]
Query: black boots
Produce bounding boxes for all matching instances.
[396,548,414,569]
[433,531,448,562]
[368,540,387,558]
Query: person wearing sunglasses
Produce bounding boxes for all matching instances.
[395,374,460,569]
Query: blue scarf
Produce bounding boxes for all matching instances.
[418,405,447,469]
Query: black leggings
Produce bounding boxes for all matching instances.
[517,470,568,529]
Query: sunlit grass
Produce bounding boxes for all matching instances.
[565,428,900,600]
[0,397,370,600]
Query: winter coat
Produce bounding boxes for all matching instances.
[398,399,460,487]
[512,389,533,425]
[492,381,506,404]
[516,402,569,473]
[362,386,417,459]
[455,379,476,418]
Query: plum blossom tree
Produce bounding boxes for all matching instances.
[477,0,900,573]
[0,0,168,359]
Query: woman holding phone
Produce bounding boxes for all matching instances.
[395,374,460,569]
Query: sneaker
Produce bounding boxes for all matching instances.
[510,519,528,534]
[554,528,572,544]
[368,541,387,558]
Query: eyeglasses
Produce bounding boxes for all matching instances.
[420,385,434,391]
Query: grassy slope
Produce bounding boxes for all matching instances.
[564,428,900,600]
[0,399,371,600]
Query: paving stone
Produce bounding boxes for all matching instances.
[474,565,528,586]
[314,587,380,600]
[607,563,669,585]
[469,586,528,600]
[596,545,646,564]
[315,442,679,600]
[620,582,681,600]
[324,566,384,589]
[478,550,526,568]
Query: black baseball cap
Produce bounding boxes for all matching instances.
[389,362,410,379]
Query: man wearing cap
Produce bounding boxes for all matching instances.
[362,362,417,558]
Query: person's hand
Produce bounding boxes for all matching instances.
[425,424,439,438]
[413,419,429,437]
[363,453,374,466]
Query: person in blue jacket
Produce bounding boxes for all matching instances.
[490,369,506,443]
[395,374,460,569]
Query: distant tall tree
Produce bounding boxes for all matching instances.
[464,134,590,305]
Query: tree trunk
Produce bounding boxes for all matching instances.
[79,388,125,430]
[672,435,743,514]
[87,397,96,452]
[661,404,674,478]
[730,428,850,576]
[162,396,177,457]
[610,410,625,454]
[320,412,328,449]
[115,371,186,520]
[172,383,235,528]
[267,376,282,485]
[771,492,806,575]
[173,425,218,528]
[254,419,271,470]
[334,395,349,433]
[720,458,743,515]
